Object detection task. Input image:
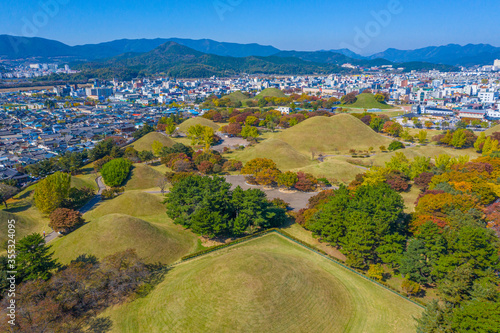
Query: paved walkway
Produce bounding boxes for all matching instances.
[45,176,106,243]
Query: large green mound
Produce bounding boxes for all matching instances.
[0,211,37,247]
[484,124,500,136]
[277,114,392,154]
[178,117,220,133]
[124,164,165,190]
[345,93,393,110]
[226,91,248,103]
[85,191,165,220]
[232,138,311,170]
[292,157,366,183]
[129,132,175,152]
[107,234,422,332]
[51,213,193,264]
[256,87,286,99]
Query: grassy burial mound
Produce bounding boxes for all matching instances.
[84,191,165,220]
[106,234,422,332]
[129,132,175,152]
[231,138,312,170]
[277,114,392,154]
[0,211,39,247]
[51,213,194,265]
[345,93,394,110]
[178,117,220,133]
[292,157,366,183]
[227,90,248,103]
[484,124,500,136]
[256,87,286,99]
[123,164,165,191]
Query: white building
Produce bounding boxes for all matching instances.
[478,91,496,104]
[277,106,291,114]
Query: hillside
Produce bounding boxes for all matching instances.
[124,164,165,191]
[344,93,394,110]
[178,117,220,133]
[231,138,312,170]
[84,191,165,220]
[106,234,422,332]
[256,88,286,99]
[51,213,194,264]
[129,131,175,152]
[484,124,500,136]
[0,211,38,247]
[276,114,392,154]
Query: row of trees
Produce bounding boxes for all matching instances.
[165,175,287,237]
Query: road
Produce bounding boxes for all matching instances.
[44,176,106,243]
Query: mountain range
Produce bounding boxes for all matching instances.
[1,35,498,67]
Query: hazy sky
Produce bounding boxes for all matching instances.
[1,0,498,55]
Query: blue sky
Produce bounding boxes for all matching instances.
[1,0,498,55]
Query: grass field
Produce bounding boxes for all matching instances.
[256,87,286,99]
[291,157,366,183]
[129,132,175,152]
[106,234,422,333]
[178,117,220,134]
[343,93,394,110]
[124,164,165,191]
[71,174,98,191]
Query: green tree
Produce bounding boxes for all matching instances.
[417,130,428,144]
[152,140,163,156]
[100,158,132,187]
[16,233,59,282]
[240,125,259,138]
[187,125,215,151]
[0,184,18,209]
[277,171,299,189]
[165,117,177,136]
[34,172,71,214]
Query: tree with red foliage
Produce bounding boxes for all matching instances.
[294,172,318,192]
[414,172,434,190]
[385,171,410,192]
[49,208,84,233]
[198,161,214,174]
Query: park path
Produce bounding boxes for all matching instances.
[44,176,106,243]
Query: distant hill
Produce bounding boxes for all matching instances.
[0,35,280,60]
[75,42,352,79]
[275,50,392,67]
[369,44,500,66]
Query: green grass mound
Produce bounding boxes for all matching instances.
[277,114,392,154]
[256,87,286,99]
[178,117,220,134]
[124,164,164,190]
[292,158,366,183]
[0,211,38,247]
[484,124,500,136]
[345,93,393,110]
[106,234,422,332]
[71,175,97,190]
[129,132,175,152]
[232,138,311,170]
[227,91,248,103]
[51,213,193,264]
[85,191,165,220]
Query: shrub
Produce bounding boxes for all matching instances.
[222,160,243,172]
[198,161,214,174]
[294,172,318,192]
[401,279,421,296]
[367,264,385,281]
[100,158,132,187]
[101,187,124,200]
[62,187,95,209]
[49,208,84,233]
[388,141,405,151]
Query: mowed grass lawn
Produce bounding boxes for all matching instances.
[106,234,422,333]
